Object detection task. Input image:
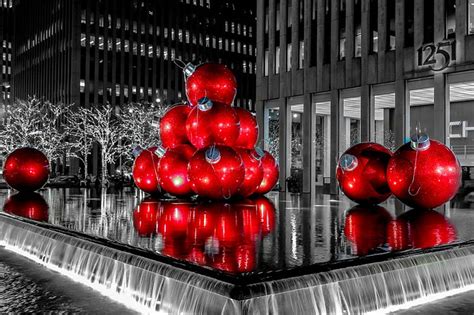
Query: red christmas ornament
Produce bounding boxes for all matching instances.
[336,142,392,205]
[185,98,240,149]
[159,104,192,149]
[188,203,216,245]
[133,197,160,237]
[132,146,164,195]
[254,196,276,235]
[254,149,279,195]
[387,134,461,209]
[234,107,258,149]
[161,239,190,259]
[188,146,245,199]
[184,63,237,107]
[3,147,50,192]
[158,144,196,197]
[3,192,49,222]
[344,205,392,256]
[237,148,264,198]
[157,201,191,239]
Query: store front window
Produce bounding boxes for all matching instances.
[290,105,304,185]
[449,80,474,197]
[341,97,361,152]
[374,93,396,151]
[313,101,331,189]
[470,0,474,34]
[263,105,280,163]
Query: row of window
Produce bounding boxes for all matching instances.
[80,34,255,57]
[179,0,211,8]
[2,52,11,62]
[1,65,11,75]
[2,41,11,49]
[17,20,64,55]
[262,0,474,75]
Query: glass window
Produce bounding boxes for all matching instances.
[374,93,396,151]
[264,106,280,166]
[290,104,304,181]
[409,87,434,138]
[264,49,269,76]
[424,0,434,43]
[339,0,346,59]
[469,0,474,34]
[275,46,280,74]
[446,0,456,38]
[314,101,331,188]
[387,0,395,50]
[370,0,378,53]
[341,97,361,152]
[354,0,361,57]
[298,41,304,69]
[287,44,292,71]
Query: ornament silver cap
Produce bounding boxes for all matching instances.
[253,147,265,160]
[205,146,221,164]
[154,145,166,157]
[132,146,143,157]
[339,154,358,171]
[198,97,213,111]
[184,63,197,77]
[410,133,430,151]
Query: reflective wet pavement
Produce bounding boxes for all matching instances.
[0,246,136,314]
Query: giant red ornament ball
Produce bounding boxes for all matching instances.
[159,104,191,149]
[132,147,163,195]
[184,63,237,107]
[336,142,393,205]
[3,192,49,222]
[234,107,259,149]
[158,144,196,197]
[254,148,279,195]
[185,98,240,149]
[188,146,245,199]
[237,148,264,198]
[386,134,461,209]
[3,147,50,192]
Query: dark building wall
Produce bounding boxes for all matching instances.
[0,0,13,106]
[13,0,256,110]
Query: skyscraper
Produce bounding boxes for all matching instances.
[0,0,13,107]
[13,0,256,109]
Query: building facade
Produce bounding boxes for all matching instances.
[257,0,474,194]
[0,0,13,107]
[12,0,256,175]
[13,0,256,108]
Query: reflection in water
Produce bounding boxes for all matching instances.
[3,193,49,222]
[387,209,457,251]
[132,198,276,273]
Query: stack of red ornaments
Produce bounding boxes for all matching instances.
[336,133,461,209]
[132,63,279,200]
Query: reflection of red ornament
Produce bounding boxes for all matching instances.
[132,147,163,195]
[188,146,245,199]
[161,239,190,259]
[211,249,237,273]
[157,201,191,239]
[3,148,50,192]
[237,149,264,198]
[235,200,260,241]
[393,209,457,249]
[234,108,258,149]
[235,244,256,273]
[158,144,195,197]
[185,98,240,149]
[189,203,217,245]
[254,196,276,235]
[387,134,461,209]
[159,104,191,149]
[186,246,207,265]
[184,63,237,107]
[386,218,410,251]
[336,142,392,205]
[214,203,240,246]
[344,205,392,256]
[254,149,279,195]
[3,192,49,222]
[133,197,160,237]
